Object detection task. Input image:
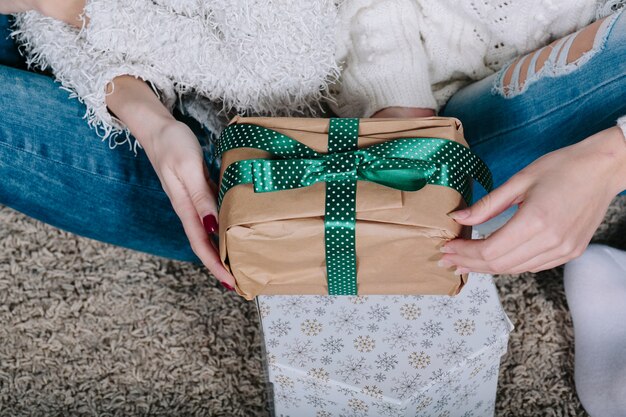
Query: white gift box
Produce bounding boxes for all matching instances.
[257,273,513,417]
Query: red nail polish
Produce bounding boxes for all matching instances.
[221,281,235,291]
[203,214,218,235]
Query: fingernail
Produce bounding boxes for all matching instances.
[203,214,218,235]
[438,259,454,268]
[221,281,235,291]
[454,267,471,276]
[448,209,469,220]
[440,245,456,254]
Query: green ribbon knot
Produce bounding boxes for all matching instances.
[217,118,493,295]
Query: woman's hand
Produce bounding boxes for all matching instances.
[440,127,626,275]
[103,75,236,290]
[143,120,236,289]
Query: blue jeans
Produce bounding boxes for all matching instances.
[1,10,625,260]
[0,16,219,263]
[441,9,626,233]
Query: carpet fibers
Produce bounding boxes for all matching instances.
[1,196,625,416]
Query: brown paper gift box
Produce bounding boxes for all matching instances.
[218,116,472,300]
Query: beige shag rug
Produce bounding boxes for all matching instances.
[1,197,625,416]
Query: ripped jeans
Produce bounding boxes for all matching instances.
[0,10,625,262]
[441,8,626,234]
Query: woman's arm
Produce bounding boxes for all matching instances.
[4,1,235,288]
[105,75,236,289]
[103,75,173,147]
[1,0,85,27]
[10,2,179,152]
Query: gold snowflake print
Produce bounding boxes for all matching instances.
[349,296,369,304]
[454,318,476,336]
[471,363,485,378]
[361,384,383,399]
[353,335,376,352]
[400,303,421,320]
[348,398,369,412]
[415,396,433,411]
[301,319,323,336]
[308,367,330,382]
[274,375,294,389]
[257,303,270,318]
[408,351,431,369]
[316,412,332,417]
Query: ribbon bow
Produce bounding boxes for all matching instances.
[217,118,493,295]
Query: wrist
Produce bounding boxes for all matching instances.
[142,118,182,158]
[104,75,177,155]
[371,107,436,118]
[584,126,626,194]
[35,0,87,28]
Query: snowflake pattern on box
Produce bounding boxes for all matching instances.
[258,273,513,417]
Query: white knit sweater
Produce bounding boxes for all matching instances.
[11,0,341,151]
[332,0,626,116]
[10,0,626,151]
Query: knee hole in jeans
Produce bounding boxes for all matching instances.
[495,11,620,98]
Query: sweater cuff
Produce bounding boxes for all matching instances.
[329,61,438,118]
[11,11,177,153]
[329,0,437,118]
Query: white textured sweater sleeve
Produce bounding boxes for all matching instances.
[81,0,339,118]
[12,0,341,149]
[329,0,436,118]
[11,11,179,152]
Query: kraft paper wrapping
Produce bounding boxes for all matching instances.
[218,116,471,300]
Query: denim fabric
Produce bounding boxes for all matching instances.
[441,8,626,234]
[1,10,624,260]
[0,15,219,263]
[0,15,24,69]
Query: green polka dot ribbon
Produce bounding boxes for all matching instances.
[216,118,493,295]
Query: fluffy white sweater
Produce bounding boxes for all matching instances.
[12,0,341,150]
[10,0,626,151]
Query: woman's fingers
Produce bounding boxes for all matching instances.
[447,175,527,227]
[441,222,566,274]
[180,160,236,288]
[180,158,218,227]
[165,165,236,290]
[441,176,527,272]
[145,120,237,291]
[170,189,236,288]
[441,194,544,271]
